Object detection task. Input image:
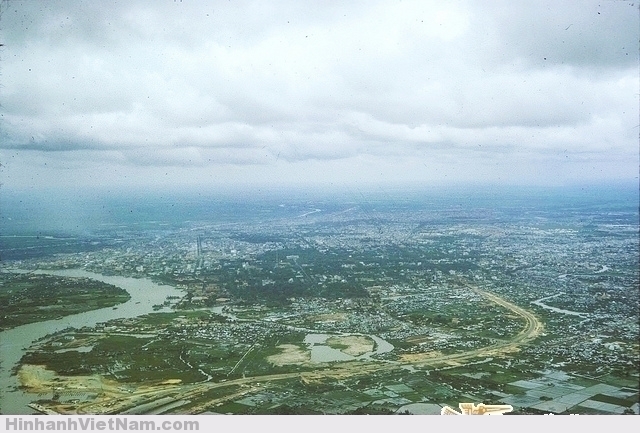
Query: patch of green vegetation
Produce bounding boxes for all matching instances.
[21,333,205,383]
[400,392,424,402]
[568,405,608,415]
[213,402,251,414]
[598,375,640,388]
[590,393,636,407]
[502,384,528,395]
[269,404,323,415]
[0,273,130,329]
[513,407,559,415]
[139,310,220,324]
[346,406,397,415]
[325,340,349,351]
[404,378,458,401]
[322,389,364,403]
[565,377,597,388]
[441,363,537,396]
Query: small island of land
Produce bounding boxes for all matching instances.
[0,272,131,330]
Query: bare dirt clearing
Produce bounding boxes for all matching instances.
[18,364,112,394]
[326,335,374,356]
[266,344,311,366]
[309,313,348,323]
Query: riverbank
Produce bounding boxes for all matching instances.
[0,271,130,330]
[0,269,182,414]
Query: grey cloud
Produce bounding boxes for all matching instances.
[476,1,639,69]
[0,0,637,189]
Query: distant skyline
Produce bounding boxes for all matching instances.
[0,0,638,192]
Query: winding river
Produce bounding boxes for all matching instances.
[0,269,182,414]
[1,269,397,414]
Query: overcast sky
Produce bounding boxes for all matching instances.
[0,0,638,193]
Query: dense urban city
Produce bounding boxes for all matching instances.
[1,189,638,415]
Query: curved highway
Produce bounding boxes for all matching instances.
[66,280,544,414]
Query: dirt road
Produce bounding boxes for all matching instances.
[42,281,543,414]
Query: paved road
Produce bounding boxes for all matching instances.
[66,282,544,414]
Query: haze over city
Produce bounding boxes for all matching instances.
[0,1,639,417]
[0,0,638,194]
